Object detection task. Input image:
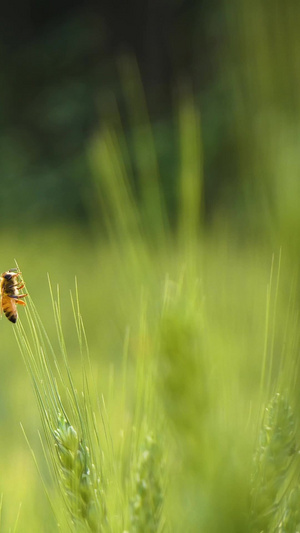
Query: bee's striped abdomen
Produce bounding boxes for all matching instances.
[2,295,17,323]
[4,309,17,323]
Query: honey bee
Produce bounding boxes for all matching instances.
[0,269,28,323]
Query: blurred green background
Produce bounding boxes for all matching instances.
[2,0,300,246]
[1,0,300,531]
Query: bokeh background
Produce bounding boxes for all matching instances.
[1,0,300,530]
[3,0,300,247]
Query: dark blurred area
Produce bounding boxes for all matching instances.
[0,0,223,228]
[3,0,300,248]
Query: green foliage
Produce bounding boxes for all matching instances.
[2,5,300,530]
[4,82,300,531]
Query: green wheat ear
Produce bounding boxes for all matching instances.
[54,413,105,532]
[250,392,298,531]
[278,484,300,532]
[130,433,163,533]
[14,281,109,532]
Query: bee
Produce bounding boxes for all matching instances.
[0,269,28,323]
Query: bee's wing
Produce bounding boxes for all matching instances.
[2,293,17,323]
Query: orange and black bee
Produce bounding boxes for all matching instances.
[0,269,28,323]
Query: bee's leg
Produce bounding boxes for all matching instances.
[10,293,28,299]
[15,299,26,306]
[16,283,25,290]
